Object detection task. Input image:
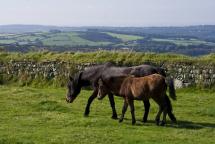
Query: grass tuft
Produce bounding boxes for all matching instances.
[34,100,70,112]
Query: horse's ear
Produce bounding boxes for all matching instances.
[69,76,73,81]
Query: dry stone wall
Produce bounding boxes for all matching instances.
[165,63,215,87]
[0,60,215,87]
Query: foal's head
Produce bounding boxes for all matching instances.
[97,78,108,100]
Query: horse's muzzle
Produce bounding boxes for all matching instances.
[97,96,103,100]
[66,97,73,103]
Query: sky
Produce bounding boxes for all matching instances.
[0,0,214,27]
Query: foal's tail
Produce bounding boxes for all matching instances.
[166,78,176,100]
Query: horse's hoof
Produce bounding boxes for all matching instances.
[171,118,177,124]
[84,110,90,117]
[84,113,89,117]
[142,119,147,123]
[160,121,166,126]
[119,118,123,123]
[155,119,160,126]
[111,114,118,119]
[171,117,177,122]
[143,116,148,122]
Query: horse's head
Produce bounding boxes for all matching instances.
[66,72,82,103]
[97,78,108,100]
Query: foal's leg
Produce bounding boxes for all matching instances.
[160,97,168,126]
[153,97,164,125]
[142,100,150,123]
[119,99,128,123]
[84,89,98,116]
[160,108,167,126]
[108,93,118,119]
[128,99,136,125]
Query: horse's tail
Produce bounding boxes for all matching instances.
[165,94,177,122]
[166,78,176,100]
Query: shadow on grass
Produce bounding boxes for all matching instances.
[168,120,215,129]
[120,118,215,129]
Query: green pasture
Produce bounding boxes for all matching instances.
[152,38,215,46]
[106,32,143,42]
[0,85,214,144]
[0,40,17,44]
[1,31,215,49]
[41,32,111,46]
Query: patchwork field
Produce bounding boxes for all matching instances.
[1,29,215,56]
[0,86,214,144]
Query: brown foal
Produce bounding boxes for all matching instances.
[97,74,176,126]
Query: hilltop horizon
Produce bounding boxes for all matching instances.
[0,24,215,56]
[1,24,215,28]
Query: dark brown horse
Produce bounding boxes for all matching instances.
[97,74,176,126]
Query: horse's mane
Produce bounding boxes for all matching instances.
[84,62,114,71]
[73,62,115,86]
[73,72,83,87]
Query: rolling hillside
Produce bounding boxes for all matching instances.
[0,25,215,56]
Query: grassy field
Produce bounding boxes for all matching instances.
[0,31,144,47]
[106,32,143,42]
[0,51,199,64]
[1,31,215,48]
[1,30,215,55]
[42,32,112,47]
[152,38,215,46]
[2,51,215,66]
[0,85,214,144]
[0,32,113,47]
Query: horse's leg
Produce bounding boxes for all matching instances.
[108,93,118,119]
[155,106,163,125]
[160,97,168,126]
[84,89,98,117]
[142,100,150,123]
[119,99,128,123]
[153,97,164,125]
[167,110,177,123]
[128,99,136,125]
[160,108,167,126]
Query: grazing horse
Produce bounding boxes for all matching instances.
[97,74,176,126]
[66,62,175,122]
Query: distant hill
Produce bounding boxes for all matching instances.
[1,25,215,39]
[0,24,86,33]
[100,25,215,42]
[0,24,215,56]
